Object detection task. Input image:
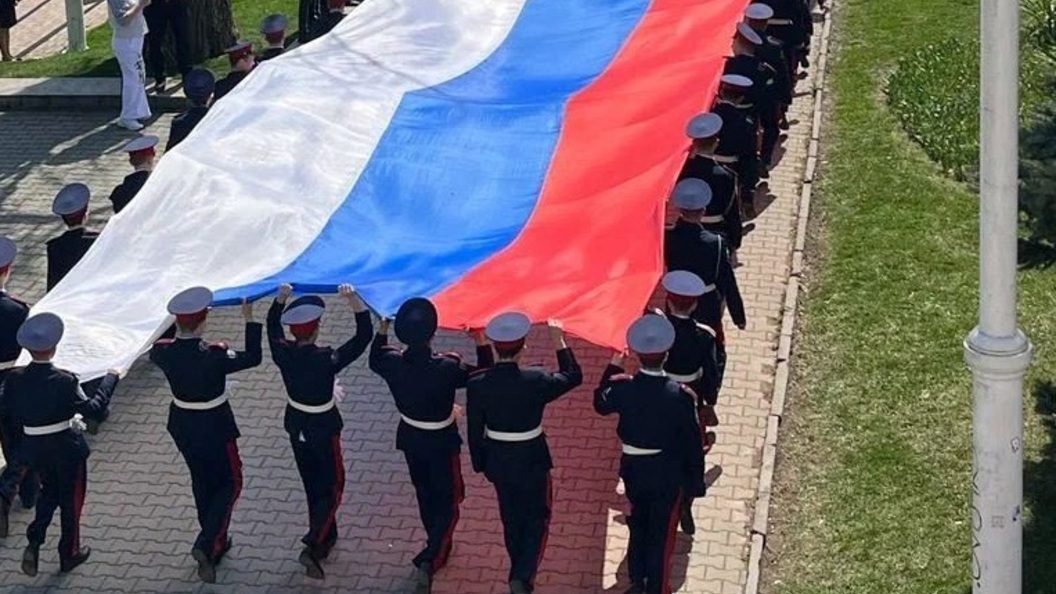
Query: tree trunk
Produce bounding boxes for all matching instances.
[157,0,236,69]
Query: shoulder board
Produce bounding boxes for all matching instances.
[153,338,175,346]
[468,367,490,378]
[441,351,464,363]
[208,341,230,350]
[380,345,403,354]
[609,373,634,383]
[695,322,717,337]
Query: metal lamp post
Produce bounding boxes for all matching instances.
[64,0,88,52]
[964,0,1033,592]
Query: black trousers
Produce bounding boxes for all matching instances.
[0,421,39,506]
[625,481,682,594]
[298,0,325,43]
[291,433,344,554]
[759,106,781,168]
[405,449,464,573]
[174,438,243,560]
[492,470,552,587]
[144,0,191,82]
[26,456,87,563]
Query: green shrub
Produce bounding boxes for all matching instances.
[886,38,1048,182]
[1025,0,1056,60]
[1021,102,1056,242]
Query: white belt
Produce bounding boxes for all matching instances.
[172,394,228,411]
[24,418,74,436]
[770,18,793,24]
[288,398,336,414]
[0,360,15,371]
[668,369,703,383]
[712,154,739,164]
[485,426,542,442]
[401,414,455,431]
[700,214,724,224]
[622,443,663,456]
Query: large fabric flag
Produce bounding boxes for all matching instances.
[24,0,746,380]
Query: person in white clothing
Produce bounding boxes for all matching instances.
[108,0,152,131]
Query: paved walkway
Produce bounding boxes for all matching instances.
[0,17,824,594]
[7,0,107,61]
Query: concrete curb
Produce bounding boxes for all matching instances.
[743,6,834,594]
[0,77,187,112]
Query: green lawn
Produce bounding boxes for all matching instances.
[0,0,299,78]
[767,0,1056,592]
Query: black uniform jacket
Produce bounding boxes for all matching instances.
[724,54,779,118]
[149,323,262,452]
[214,70,250,102]
[258,47,284,62]
[266,300,372,438]
[166,106,209,151]
[369,334,494,455]
[0,365,118,464]
[109,170,150,214]
[710,101,757,161]
[662,312,720,401]
[679,153,743,250]
[46,227,98,291]
[466,348,583,481]
[0,291,29,365]
[664,219,746,329]
[593,365,705,496]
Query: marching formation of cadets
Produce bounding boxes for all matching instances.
[0,2,813,593]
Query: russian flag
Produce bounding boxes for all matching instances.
[25,0,746,379]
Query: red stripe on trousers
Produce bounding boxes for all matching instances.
[316,435,345,547]
[434,452,465,571]
[214,440,243,557]
[532,473,554,584]
[659,491,683,594]
[71,462,86,557]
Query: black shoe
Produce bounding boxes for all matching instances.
[510,579,531,594]
[192,547,217,583]
[413,566,433,593]
[299,547,325,580]
[21,544,39,577]
[0,499,9,538]
[624,583,646,594]
[679,499,696,535]
[60,547,92,573]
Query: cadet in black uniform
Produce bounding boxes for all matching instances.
[467,313,582,594]
[744,4,794,129]
[760,0,812,76]
[213,41,255,102]
[656,272,721,534]
[593,315,705,594]
[46,184,98,292]
[149,287,262,583]
[109,135,158,214]
[725,23,782,174]
[711,75,760,211]
[0,238,38,538]
[316,0,347,37]
[258,14,288,62]
[680,113,743,259]
[369,298,493,594]
[664,179,747,381]
[267,283,371,579]
[166,69,215,151]
[2,313,120,576]
[298,0,324,44]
